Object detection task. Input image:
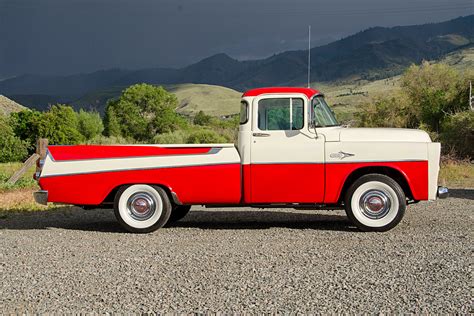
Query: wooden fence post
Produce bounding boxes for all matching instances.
[6,138,48,185]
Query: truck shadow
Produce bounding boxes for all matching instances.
[448,188,474,200]
[0,207,356,233]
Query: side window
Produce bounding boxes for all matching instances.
[240,101,248,124]
[257,98,304,131]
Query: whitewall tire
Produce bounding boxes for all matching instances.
[114,184,172,233]
[344,174,406,232]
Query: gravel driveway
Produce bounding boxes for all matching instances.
[0,189,472,313]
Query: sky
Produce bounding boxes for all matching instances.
[0,0,472,78]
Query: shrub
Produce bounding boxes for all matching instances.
[440,111,474,159]
[77,110,104,140]
[193,111,212,126]
[356,93,417,128]
[0,114,28,163]
[153,130,188,144]
[185,129,227,144]
[87,135,135,145]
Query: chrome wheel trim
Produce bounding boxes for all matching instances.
[127,192,156,221]
[351,181,400,228]
[359,189,391,220]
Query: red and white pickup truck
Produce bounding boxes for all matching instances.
[34,87,448,232]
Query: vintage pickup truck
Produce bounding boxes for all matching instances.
[34,87,448,232]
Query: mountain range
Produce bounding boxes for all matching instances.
[1,15,473,112]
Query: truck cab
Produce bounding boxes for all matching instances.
[34,87,448,233]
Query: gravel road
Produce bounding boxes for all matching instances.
[0,189,472,313]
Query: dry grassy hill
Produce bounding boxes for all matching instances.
[168,84,242,117]
[0,95,26,115]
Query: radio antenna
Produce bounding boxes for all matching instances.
[307,25,311,88]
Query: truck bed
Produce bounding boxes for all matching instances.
[39,144,242,205]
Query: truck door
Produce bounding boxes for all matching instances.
[249,95,325,204]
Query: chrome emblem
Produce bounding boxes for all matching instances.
[330,151,355,160]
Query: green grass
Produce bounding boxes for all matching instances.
[0,162,38,192]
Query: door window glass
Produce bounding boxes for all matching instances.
[257,98,304,130]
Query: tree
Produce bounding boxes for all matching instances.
[0,113,28,162]
[10,109,43,152]
[37,105,84,145]
[103,84,186,141]
[77,110,104,140]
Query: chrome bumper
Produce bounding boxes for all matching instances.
[34,190,48,205]
[437,186,449,199]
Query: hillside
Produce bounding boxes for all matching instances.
[1,15,472,110]
[0,95,26,115]
[169,84,242,117]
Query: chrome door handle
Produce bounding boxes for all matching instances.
[252,132,270,137]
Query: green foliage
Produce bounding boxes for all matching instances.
[0,114,28,163]
[186,128,228,144]
[103,102,122,137]
[441,111,474,158]
[77,110,104,140]
[104,84,186,141]
[86,135,136,145]
[193,110,212,126]
[37,105,84,145]
[356,93,418,128]
[401,61,469,132]
[153,130,188,144]
[10,110,43,152]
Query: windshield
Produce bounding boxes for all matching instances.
[311,96,339,127]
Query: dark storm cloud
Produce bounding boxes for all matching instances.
[0,0,472,78]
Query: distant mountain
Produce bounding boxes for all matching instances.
[1,15,472,111]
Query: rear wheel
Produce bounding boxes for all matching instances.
[344,174,406,232]
[114,184,172,233]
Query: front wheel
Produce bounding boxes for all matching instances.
[344,174,406,232]
[114,184,172,233]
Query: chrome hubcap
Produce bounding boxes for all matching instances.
[127,193,156,221]
[359,190,391,219]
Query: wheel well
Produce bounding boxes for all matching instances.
[102,183,175,205]
[338,166,414,203]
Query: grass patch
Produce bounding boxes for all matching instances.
[0,162,38,192]
[439,159,474,188]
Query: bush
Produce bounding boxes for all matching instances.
[356,93,417,128]
[185,129,227,144]
[77,110,104,140]
[0,114,28,163]
[441,111,474,159]
[87,135,135,145]
[193,111,212,126]
[153,130,188,144]
[402,62,469,132]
